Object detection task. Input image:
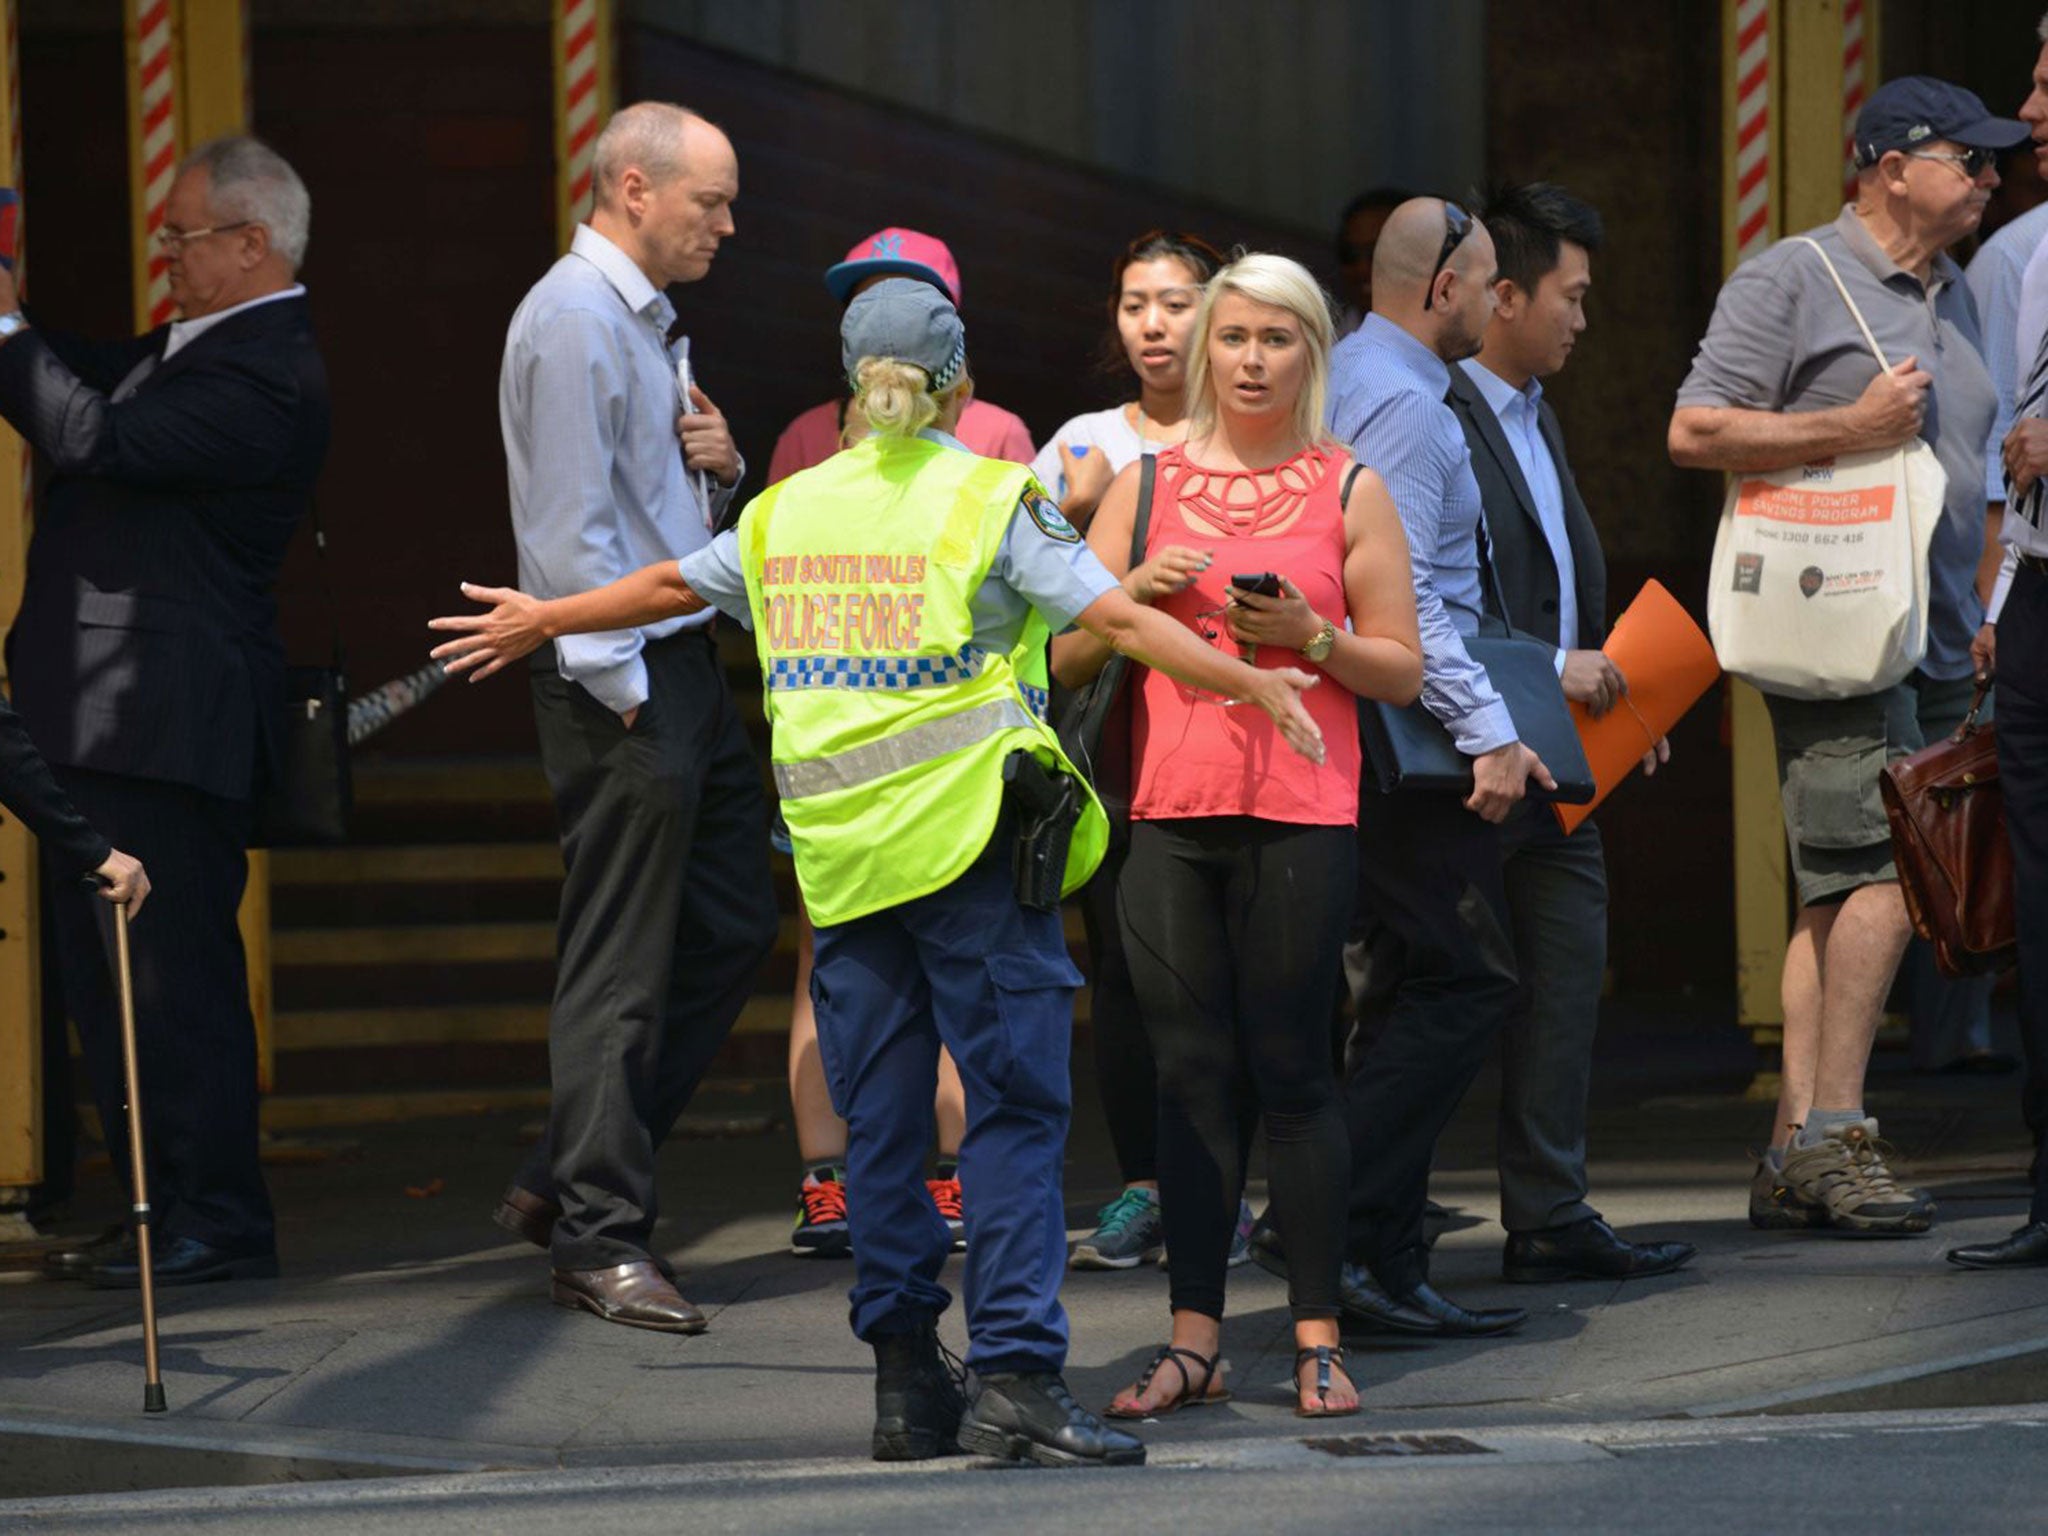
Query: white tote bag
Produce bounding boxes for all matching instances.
[1706,239,1946,701]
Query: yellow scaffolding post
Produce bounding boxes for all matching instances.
[0,0,39,1208]
[1723,0,1788,1080]
[553,0,615,252]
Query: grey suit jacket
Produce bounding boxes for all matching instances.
[1445,365,1607,651]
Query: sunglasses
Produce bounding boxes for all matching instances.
[1422,202,1473,313]
[1903,145,1998,179]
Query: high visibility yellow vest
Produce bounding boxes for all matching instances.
[738,433,1108,927]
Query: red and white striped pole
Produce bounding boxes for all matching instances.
[126,0,179,331]
[1732,0,1774,265]
[553,0,614,250]
[1841,0,1869,203]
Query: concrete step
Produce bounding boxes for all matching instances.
[271,842,561,885]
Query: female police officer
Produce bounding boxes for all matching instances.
[431,278,1326,1468]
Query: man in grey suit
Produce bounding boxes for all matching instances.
[1445,182,1694,1283]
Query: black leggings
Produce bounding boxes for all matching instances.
[1118,816,1355,1321]
[1082,841,1158,1185]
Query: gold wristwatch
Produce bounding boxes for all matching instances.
[1300,618,1337,663]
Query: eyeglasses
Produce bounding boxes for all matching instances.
[1904,146,1997,180]
[1422,202,1473,313]
[154,221,252,252]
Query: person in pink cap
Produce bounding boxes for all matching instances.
[767,228,1035,482]
[766,228,1034,1263]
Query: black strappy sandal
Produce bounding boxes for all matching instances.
[1293,1344,1360,1419]
[1105,1344,1231,1418]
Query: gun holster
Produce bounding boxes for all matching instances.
[1001,750,1079,913]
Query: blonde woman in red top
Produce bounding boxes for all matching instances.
[1053,253,1421,1418]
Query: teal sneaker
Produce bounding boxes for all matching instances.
[1162,1197,1258,1271]
[1070,1186,1164,1270]
[1226,1198,1257,1269]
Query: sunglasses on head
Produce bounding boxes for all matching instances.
[1422,202,1473,313]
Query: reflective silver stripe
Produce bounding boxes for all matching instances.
[774,697,1036,801]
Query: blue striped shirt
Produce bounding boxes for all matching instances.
[1328,313,1515,754]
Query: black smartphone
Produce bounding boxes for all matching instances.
[1230,572,1283,598]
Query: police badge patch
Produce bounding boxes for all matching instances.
[1024,491,1082,544]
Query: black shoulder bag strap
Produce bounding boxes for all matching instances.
[1130,450,1158,573]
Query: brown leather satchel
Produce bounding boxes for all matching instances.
[1878,682,2016,977]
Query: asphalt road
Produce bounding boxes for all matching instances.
[9,1408,2045,1535]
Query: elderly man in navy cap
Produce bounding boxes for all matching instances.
[1670,76,2027,1237]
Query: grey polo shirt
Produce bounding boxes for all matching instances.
[1676,205,1995,682]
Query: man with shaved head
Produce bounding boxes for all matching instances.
[491,102,778,1330]
[1298,197,1555,1338]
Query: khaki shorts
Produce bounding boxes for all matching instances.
[1763,683,1923,906]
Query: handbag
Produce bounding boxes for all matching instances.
[251,505,352,847]
[1706,238,1945,701]
[1878,681,2016,978]
[1358,501,1595,803]
[1053,453,1155,827]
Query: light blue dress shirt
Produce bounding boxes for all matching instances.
[499,224,739,715]
[1329,313,1515,755]
[1460,357,1578,656]
[1965,201,2048,504]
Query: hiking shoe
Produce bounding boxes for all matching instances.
[1748,1155,1828,1230]
[927,1176,967,1251]
[793,1169,851,1258]
[1070,1186,1163,1270]
[1779,1120,1936,1235]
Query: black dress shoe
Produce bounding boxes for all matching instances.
[1251,1221,1440,1335]
[1946,1222,2048,1270]
[1247,1217,1290,1279]
[1503,1218,1698,1284]
[1339,1263,1443,1334]
[42,1224,132,1281]
[959,1372,1145,1467]
[1390,1281,1525,1337]
[89,1236,280,1289]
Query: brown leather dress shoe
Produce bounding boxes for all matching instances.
[492,1185,560,1249]
[551,1260,708,1334]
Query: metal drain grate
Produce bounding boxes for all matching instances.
[1303,1433,1496,1458]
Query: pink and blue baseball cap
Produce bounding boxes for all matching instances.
[824,227,963,308]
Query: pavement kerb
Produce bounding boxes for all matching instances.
[7,1404,2048,1523]
[1670,1332,2048,1419]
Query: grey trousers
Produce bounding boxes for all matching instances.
[1495,805,1608,1234]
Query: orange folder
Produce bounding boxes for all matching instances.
[1554,579,1722,834]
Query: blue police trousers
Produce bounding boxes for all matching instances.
[809,849,1083,1374]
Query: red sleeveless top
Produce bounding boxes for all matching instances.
[1130,443,1362,826]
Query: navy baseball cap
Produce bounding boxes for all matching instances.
[1852,76,2028,167]
[840,278,966,392]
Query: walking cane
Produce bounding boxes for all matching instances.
[107,894,167,1413]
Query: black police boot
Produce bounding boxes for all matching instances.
[871,1314,967,1461]
[959,1371,1146,1467]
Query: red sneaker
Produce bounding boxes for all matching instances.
[793,1170,851,1258]
[927,1176,966,1252]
